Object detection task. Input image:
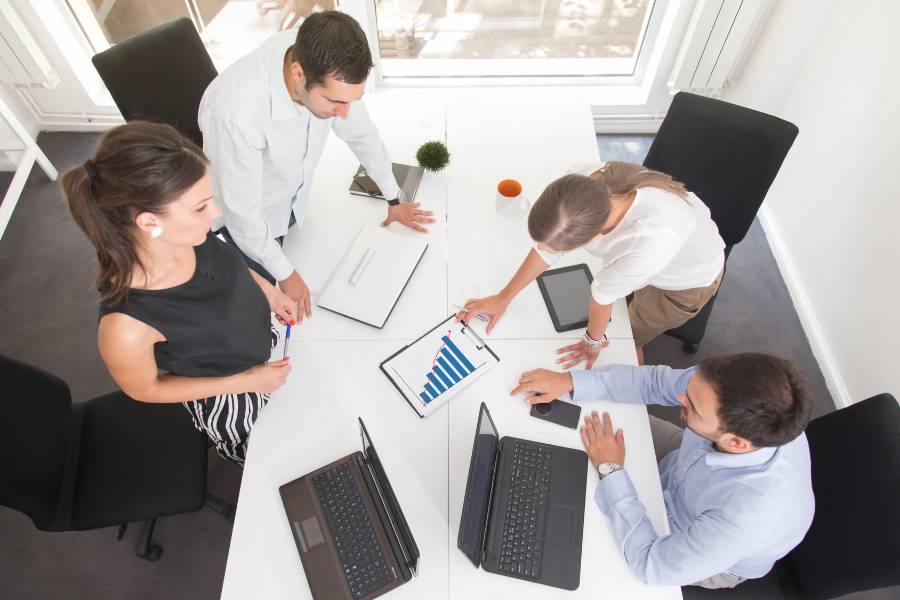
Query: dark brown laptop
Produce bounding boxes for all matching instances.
[280,419,419,599]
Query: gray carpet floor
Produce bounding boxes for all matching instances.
[0,132,893,599]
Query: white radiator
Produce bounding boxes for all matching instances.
[0,0,58,89]
[668,0,769,97]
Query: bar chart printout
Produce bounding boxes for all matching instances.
[380,317,499,418]
[421,334,482,405]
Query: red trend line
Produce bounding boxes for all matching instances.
[423,330,452,396]
[432,330,451,368]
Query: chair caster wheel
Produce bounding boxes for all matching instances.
[143,545,162,562]
[682,342,699,354]
[117,524,127,541]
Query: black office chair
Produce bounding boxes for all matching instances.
[642,92,799,353]
[91,18,218,148]
[683,393,900,600]
[0,354,234,561]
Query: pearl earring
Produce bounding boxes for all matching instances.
[150,226,163,238]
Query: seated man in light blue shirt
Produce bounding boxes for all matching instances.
[511,353,815,589]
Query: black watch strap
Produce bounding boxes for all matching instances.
[387,197,401,206]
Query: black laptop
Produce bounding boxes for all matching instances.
[280,419,420,600]
[457,403,588,590]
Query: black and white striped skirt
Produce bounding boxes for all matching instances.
[183,326,279,466]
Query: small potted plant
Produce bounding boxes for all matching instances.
[415,140,451,173]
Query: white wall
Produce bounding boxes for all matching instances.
[721,0,900,406]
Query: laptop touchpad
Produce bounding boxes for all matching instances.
[546,504,578,548]
[293,516,326,553]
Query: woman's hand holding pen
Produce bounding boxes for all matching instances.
[455,294,510,334]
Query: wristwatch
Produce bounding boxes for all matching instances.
[387,188,407,206]
[582,331,608,348]
[597,462,624,480]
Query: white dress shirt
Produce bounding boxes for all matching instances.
[534,163,725,305]
[199,30,400,282]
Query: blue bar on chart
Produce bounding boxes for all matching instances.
[433,365,453,388]
[440,346,471,378]
[437,357,460,383]
[427,372,446,393]
[424,383,438,399]
[443,336,475,372]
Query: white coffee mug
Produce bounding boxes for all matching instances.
[496,180,530,216]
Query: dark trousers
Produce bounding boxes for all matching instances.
[216,212,295,286]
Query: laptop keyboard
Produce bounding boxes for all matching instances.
[499,443,552,579]
[313,463,393,598]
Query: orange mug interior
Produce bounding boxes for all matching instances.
[498,180,522,198]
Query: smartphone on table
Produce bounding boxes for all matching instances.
[530,399,582,429]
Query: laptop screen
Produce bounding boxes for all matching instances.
[458,402,500,567]
[359,419,420,575]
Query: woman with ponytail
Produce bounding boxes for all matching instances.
[61,121,296,465]
[459,161,725,376]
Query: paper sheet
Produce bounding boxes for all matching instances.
[381,316,499,418]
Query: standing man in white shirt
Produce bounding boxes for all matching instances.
[199,11,435,321]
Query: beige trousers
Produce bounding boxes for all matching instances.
[627,267,725,350]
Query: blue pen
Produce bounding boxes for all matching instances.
[283,300,298,360]
[283,322,291,360]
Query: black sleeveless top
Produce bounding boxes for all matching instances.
[99,232,272,378]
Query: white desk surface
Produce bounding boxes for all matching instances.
[221,94,681,600]
[445,95,632,340]
[281,94,449,341]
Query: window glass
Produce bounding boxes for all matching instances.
[65,0,334,70]
[374,0,656,78]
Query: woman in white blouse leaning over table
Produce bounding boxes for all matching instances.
[458,162,725,368]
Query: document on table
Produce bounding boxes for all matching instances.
[381,316,499,418]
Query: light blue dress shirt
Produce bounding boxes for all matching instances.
[570,364,815,586]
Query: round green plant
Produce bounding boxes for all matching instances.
[415,140,451,173]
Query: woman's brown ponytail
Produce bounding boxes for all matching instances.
[60,122,209,305]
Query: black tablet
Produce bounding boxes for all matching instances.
[536,264,594,332]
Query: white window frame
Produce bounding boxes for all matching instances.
[358,0,670,88]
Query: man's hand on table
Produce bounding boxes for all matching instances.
[581,411,625,470]
[381,202,435,233]
[278,270,312,323]
[509,368,573,404]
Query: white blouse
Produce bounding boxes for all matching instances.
[534,165,725,305]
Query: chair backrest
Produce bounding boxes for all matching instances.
[0,354,73,527]
[91,18,218,148]
[781,394,900,600]
[643,92,799,247]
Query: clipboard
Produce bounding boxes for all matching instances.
[380,315,500,418]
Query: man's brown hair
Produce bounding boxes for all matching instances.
[292,11,373,90]
[698,353,813,448]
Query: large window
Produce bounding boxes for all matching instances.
[373,0,662,81]
[64,0,331,70]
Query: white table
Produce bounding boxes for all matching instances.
[280,93,449,341]
[220,93,682,600]
[445,92,633,340]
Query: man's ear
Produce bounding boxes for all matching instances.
[719,433,757,454]
[291,61,305,85]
